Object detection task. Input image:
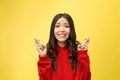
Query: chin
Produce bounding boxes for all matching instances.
[57,38,68,42]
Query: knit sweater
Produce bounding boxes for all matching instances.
[37,45,91,80]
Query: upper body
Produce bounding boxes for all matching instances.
[37,45,91,80]
[35,13,91,80]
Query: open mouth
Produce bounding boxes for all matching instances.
[58,34,66,38]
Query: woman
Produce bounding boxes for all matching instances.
[34,13,91,80]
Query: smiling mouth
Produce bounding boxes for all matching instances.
[58,34,66,38]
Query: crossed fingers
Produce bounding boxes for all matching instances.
[77,38,89,50]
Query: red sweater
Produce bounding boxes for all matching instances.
[37,45,91,80]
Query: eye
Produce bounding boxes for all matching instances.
[55,25,60,28]
[65,25,70,28]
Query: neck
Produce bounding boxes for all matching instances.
[57,41,67,47]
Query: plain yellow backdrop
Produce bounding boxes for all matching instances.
[0,0,120,80]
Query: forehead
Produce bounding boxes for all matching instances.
[56,17,69,24]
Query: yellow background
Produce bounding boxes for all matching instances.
[0,0,120,80]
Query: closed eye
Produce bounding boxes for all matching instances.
[55,25,60,28]
[65,26,70,28]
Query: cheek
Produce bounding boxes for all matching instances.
[54,28,57,35]
[67,28,70,34]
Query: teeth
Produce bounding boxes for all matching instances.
[59,34,65,37]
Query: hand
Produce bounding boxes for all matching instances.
[77,38,89,50]
[34,38,47,57]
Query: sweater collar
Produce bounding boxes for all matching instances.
[57,44,68,50]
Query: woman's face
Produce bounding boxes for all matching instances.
[54,17,70,45]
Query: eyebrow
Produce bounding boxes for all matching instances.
[56,23,60,24]
[56,22,69,25]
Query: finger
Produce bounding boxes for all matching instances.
[83,38,89,46]
[34,39,39,46]
[34,38,45,50]
[41,46,45,51]
[40,45,45,51]
[78,45,82,48]
[34,38,37,43]
[35,39,42,47]
[36,48,41,54]
[37,44,46,51]
[82,45,88,50]
[84,38,89,43]
[34,39,40,44]
[77,44,82,50]
[35,41,42,48]
[39,45,44,49]
[34,38,39,43]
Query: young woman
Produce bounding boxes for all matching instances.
[34,13,91,80]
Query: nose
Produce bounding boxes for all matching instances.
[59,26,64,31]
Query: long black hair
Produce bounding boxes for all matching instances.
[47,13,80,71]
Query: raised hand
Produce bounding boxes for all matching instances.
[77,38,89,50]
[34,38,47,57]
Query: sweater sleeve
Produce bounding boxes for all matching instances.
[77,50,91,80]
[37,55,52,80]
